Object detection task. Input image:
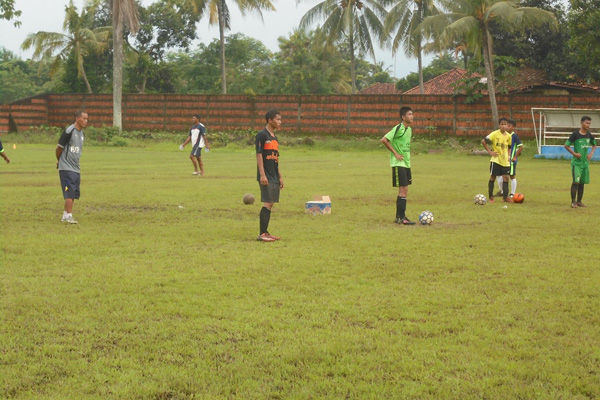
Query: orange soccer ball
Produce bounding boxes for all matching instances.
[512,193,524,203]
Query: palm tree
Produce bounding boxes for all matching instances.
[421,0,557,124]
[299,0,388,94]
[21,0,109,94]
[112,0,139,130]
[383,0,440,94]
[189,0,276,94]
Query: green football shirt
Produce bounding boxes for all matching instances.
[384,123,412,168]
[566,130,597,167]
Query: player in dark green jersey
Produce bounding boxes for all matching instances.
[564,116,597,208]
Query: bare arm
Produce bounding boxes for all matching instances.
[587,145,596,161]
[381,136,403,161]
[481,138,498,157]
[564,143,580,159]
[512,146,523,161]
[256,154,268,186]
[181,136,191,147]
[55,146,63,168]
[204,134,210,150]
[278,165,283,189]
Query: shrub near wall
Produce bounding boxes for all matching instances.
[2,93,600,138]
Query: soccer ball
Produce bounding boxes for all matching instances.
[474,194,487,205]
[419,210,434,225]
[513,193,525,203]
[243,193,255,205]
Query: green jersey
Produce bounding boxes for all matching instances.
[566,130,597,167]
[384,123,412,168]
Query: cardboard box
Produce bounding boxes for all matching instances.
[305,195,331,215]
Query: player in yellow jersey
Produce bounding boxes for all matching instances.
[481,118,513,203]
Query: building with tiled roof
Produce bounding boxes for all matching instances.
[404,69,480,95]
[404,66,599,95]
[359,82,402,95]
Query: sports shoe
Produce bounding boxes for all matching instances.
[397,218,416,225]
[266,232,280,240]
[576,202,586,207]
[571,202,578,208]
[192,171,200,175]
[504,197,514,203]
[61,215,78,224]
[256,233,276,242]
[509,193,514,198]
[495,190,503,197]
[488,197,495,203]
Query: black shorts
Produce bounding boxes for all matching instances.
[392,166,412,187]
[490,162,510,177]
[259,182,280,203]
[190,146,202,157]
[59,170,81,200]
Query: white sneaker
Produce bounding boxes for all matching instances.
[61,215,78,224]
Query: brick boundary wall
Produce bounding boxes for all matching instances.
[1,93,599,138]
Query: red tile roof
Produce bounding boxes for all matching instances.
[498,67,548,92]
[404,68,478,95]
[359,82,402,95]
[547,81,600,92]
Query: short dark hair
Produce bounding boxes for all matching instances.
[499,117,509,124]
[75,109,86,118]
[400,106,412,119]
[193,113,201,120]
[581,115,592,123]
[507,119,517,127]
[265,109,280,122]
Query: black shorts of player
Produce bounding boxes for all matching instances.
[392,166,412,187]
[260,182,280,203]
[490,162,510,177]
[190,146,202,157]
[59,170,81,200]
[509,162,517,176]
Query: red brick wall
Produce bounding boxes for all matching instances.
[2,93,599,138]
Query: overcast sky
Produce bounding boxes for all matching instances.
[0,0,432,79]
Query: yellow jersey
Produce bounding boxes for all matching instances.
[485,130,512,167]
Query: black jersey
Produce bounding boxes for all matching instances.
[255,128,279,183]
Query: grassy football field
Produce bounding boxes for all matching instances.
[1,141,599,399]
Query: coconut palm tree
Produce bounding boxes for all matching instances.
[189,0,276,94]
[112,0,139,130]
[21,0,109,94]
[383,0,441,94]
[299,0,388,94]
[420,0,557,124]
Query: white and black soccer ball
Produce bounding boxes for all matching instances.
[474,194,487,205]
[419,210,434,225]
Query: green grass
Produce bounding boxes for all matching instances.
[1,141,599,399]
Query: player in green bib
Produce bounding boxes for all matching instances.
[564,115,597,208]
[381,106,416,225]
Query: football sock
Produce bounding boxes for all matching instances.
[259,207,271,234]
[496,176,503,192]
[62,211,68,218]
[502,181,509,200]
[488,180,495,198]
[397,196,406,219]
[577,184,584,202]
[511,178,517,195]
[571,183,578,202]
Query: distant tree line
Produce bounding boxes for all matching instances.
[1,0,599,125]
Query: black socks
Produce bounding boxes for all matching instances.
[260,206,271,234]
[396,196,406,219]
